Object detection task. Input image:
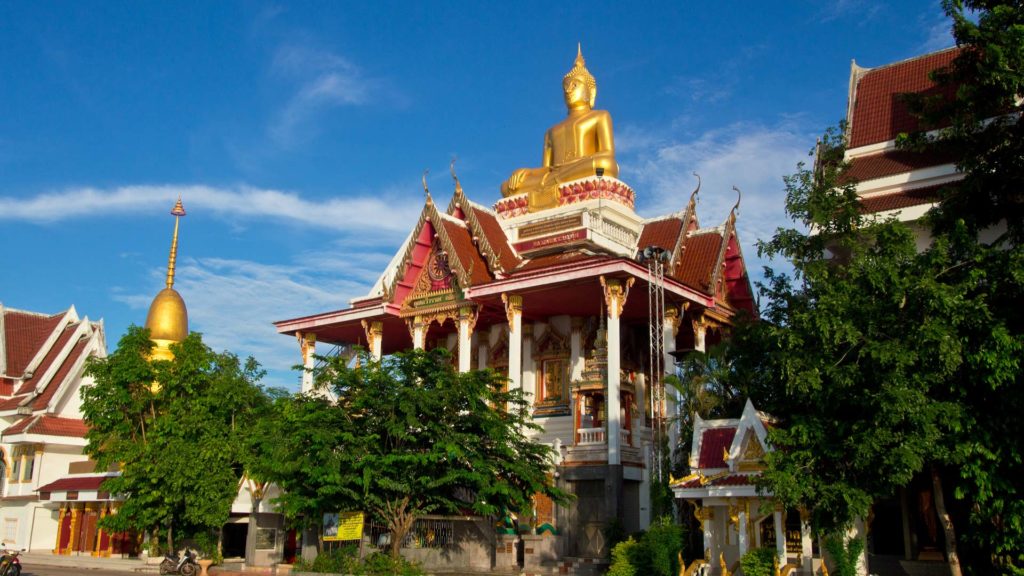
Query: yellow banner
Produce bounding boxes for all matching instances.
[323,511,364,542]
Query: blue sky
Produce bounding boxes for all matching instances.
[0,1,954,388]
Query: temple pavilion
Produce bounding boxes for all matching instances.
[274,48,756,565]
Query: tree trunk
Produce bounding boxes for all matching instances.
[167,520,174,554]
[244,497,262,566]
[930,465,962,576]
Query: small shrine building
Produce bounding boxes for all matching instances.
[275,48,756,565]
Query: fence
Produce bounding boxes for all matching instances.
[365,516,455,550]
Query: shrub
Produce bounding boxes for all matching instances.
[362,552,425,576]
[607,537,638,576]
[823,534,865,576]
[293,546,361,574]
[630,517,683,576]
[739,547,776,576]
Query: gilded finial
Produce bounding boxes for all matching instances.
[689,172,701,206]
[450,157,463,195]
[422,169,432,204]
[165,196,186,289]
[731,185,742,216]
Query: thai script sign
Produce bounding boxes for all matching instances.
[324,511,365,541]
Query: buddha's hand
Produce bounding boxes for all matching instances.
[503,169,527,193]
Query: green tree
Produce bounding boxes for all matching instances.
[82,326,271,552]
[255,348,568,559]
[745,126,961,538]
[898,2,1024,571]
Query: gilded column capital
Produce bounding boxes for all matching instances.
[458,305,479,333]
[406,316,427,341]
[361,320,383,352]
[297,331,316,359]
[502,294,523,331]
[665,306,683,337]
[600,276,634,317]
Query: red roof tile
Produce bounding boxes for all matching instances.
[32,335,90,410]
[849,48,959,148]
[16,324,76,395]
[37,475,110,493]
[3,310,63,378]
[468,205,520,273]
[2,414,89,438]
[440,219,493,285]
[0,395,28,410]
[698,426,736,469]
[675,232,724,292]
[843,149,956,183]
[860,185,942,214]
[638,217,684,253]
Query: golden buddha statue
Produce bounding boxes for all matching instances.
[501,45,619,211]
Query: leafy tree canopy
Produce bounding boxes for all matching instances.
[82,326,271,550]
[253,348,568,559]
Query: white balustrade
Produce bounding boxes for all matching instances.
[576,427,605,445]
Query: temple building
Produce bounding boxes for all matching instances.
[275,47,756,568]
[0,302,125,555]
[671,401,824,576]
[842,47,964,247]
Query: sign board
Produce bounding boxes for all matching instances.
[255,528,277,550]
[513,228,587,253]
[323,511,364,542]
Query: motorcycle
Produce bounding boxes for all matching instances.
[0,548,21,576]
[159,547,198,576]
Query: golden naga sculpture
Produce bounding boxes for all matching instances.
[500,45,619,212]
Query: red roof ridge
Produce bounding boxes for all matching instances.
[853,46,959,76]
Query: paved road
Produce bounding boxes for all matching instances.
[22,567,135,576]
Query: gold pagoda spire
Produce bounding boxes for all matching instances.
[145,197,189,361]
[166,196,186,289]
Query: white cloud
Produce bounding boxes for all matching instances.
[0,184,422,234]
[116,249,396,389]
[623,121,811,280]
[269,44,381,147]
[919,13,955,53]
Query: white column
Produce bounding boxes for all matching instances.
[800,508,813,574]
[703,508,715,563]
[570,317,585,380]
[410,316,426,350]
[774,507,786,567]
[503,295,523,394]
[361,320,383,360]
[639,442,651,529]
[738,504,749,557]
[602,277,632,466]
[478,340,489,371]
[522,323,535,403]
[298,332,316,394]
[458,306,475,373]
[664,306,680,449]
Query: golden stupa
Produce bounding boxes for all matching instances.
[144,197,188,361]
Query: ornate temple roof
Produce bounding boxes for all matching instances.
[847,47,960,149]
[0,304,105,441]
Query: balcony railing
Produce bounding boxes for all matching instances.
[575,427,632,446]
[577,427,605,445]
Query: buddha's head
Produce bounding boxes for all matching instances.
[563,46,597,110]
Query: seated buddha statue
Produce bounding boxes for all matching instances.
[501,46,619,211]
